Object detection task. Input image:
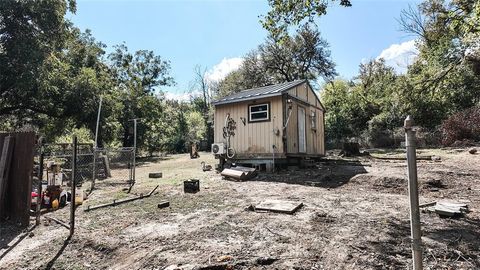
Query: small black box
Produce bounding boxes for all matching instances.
[184,179,200,193]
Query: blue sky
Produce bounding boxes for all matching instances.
[70,0,421,98]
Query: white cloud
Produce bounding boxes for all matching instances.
[164,91,201,102]
[163,57,242,102]
[164,57,243,101]
[205,57,243,83]
[377,40,419,73]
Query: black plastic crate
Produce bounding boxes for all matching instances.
[184,179,200,193]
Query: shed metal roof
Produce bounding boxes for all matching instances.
[212,80,306,106]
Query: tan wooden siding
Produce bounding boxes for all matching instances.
[318,109,325,155]
[286,101,299,153]
[285,101,325,155]
[285,82,325,156]
[214,96,284,155]
[307,86,315,104]
[306,107,314,155]
[214,81,325,158]
[287,82,321,103]
[299,84,307,100]
[307,107,325,155]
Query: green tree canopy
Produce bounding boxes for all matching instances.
[214,25,335,98]
[261,0,351,39]
[107,44,175,148]
[0,0,76,117]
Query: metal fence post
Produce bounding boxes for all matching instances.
[133,118,137,185]
[70,136,77,237]
[36,138,44,226]
[404,115,423,270]
[127,118,138,193]
[91,148,96,194]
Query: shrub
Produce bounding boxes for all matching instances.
[441,106,480,146]
[417,128,442,147]
[363,115,394,148]
[56,127,94,144]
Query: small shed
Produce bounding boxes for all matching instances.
[212,80,325,167]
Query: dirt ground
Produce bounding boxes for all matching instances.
[1,148,479,270]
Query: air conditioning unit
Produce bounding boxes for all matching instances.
[211,143,225,155]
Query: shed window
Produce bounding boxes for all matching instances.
[249,103,269,122]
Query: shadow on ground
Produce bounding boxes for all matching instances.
[0,222,36,261]
[358,216,480,269]
[424,216,480,268]
[136,155,173,165]
[43,235,71,270]
[251,160,368,188]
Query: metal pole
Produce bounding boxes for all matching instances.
[404,115,423,270]
[94,96,103,149]
[70,136,77,237]
[127,118,139,193]
[133,118,137,185]
[92,96,103,193]
[36,137,44,226]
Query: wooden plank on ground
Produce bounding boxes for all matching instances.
[434,201,468,217]
[149,172,163,178]
[157,201,170,208]
[0,136,14,219]
[434,204,461,217]
[255,200,303,214]
[438,201,468,209]
[419,201,437,208]
[221,167,257,180]
[221,168,245,179]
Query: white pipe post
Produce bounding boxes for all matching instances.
[92,96,102,193]
[126,118,138,194]
[94,96,103,149]
[404,115,423,270]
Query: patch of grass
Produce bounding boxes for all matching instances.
[133,152,217,186]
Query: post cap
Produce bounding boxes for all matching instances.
[404,115,414,129]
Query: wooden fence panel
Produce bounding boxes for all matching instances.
[0,132,36,227]
[0,136,14,218]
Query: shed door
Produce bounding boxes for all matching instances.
[298,106,306,153]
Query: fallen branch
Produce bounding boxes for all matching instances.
[264,225,287,238]
[84,185,159,212]
[370,155,432,161]
[44,216,70,229]
[419,201,437,208]
[319,159,372,167]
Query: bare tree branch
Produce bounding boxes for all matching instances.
[398,5,429,43]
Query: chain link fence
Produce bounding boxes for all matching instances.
[29,141,136,229]
[41,143,94,188]
[31,142,90,227]
[37,144,135,190]
[93,147,135,186]
[31,143,136,212]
